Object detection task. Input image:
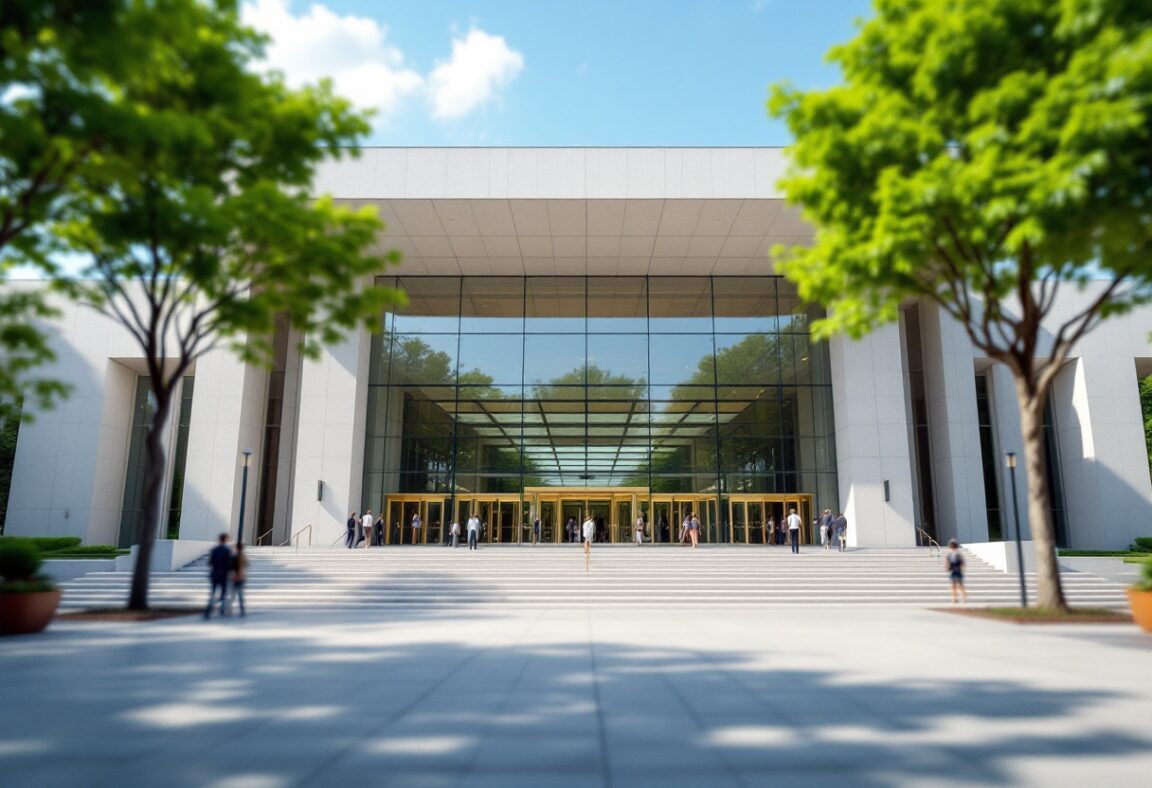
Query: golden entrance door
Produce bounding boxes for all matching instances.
[728,494,815,544]
[382,495,448,545]
[524,487,647,543]
[454,496,521,544]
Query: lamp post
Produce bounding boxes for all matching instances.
[237,448,253,545]
[1005,452,1028,608]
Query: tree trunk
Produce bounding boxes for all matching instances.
[1014,380,1069,612]
[127,393,172,611]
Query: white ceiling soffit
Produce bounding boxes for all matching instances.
[352,197,812,277]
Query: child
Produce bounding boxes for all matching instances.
[946,538,967,605]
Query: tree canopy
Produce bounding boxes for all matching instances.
[769,0,1152,610]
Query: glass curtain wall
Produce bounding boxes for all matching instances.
[362,276,838,538]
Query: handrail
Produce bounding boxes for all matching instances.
[916,526,941,558]
[331,532,347,546]
[281,524,312,551]
[255,527,275,546]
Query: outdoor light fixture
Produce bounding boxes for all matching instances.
[317,480,324,501]
[237,448,253,545]
[1005,451,1027,607]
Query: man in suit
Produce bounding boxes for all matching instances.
[345,512,357,549]
[204,533,233,619]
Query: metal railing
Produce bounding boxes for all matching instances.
[916,526,941,558]
[255,527,275,546]
[284,524,311,551]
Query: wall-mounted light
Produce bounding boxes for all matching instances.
[317,480,324,501]
[883,480,891,502]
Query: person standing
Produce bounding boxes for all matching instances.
[467,513,480,550]
[787,508,802,554]
[204,533,232,619]
[376,512,386,546]
[229,543,248,617]
[533,516,542,545]
[450,520,461,548]
[820,509,834,550]
[345,512,357,549]
[582,512,596,564]
[361,510,374,548]
[634,512,645,546]
[835,512,848,551]
[766,515,776,546]
[946,539,968,604]
[658,515,669,543]
[687,512,699,549]
[680,514,690,544]
[566,516,577,544]
[411,512,421,545]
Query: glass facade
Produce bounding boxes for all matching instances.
[362,276,837,543]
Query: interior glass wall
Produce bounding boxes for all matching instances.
[362,276,838,542]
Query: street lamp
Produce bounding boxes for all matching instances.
[237,448,253,545]
[1005,452,1028,608]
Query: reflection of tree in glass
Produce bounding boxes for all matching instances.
[673,334,785,397]
[532,365,646,401]
[387,335,505,398]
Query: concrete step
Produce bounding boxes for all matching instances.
[56,546,1130,611]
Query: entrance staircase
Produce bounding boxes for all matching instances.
[55,545,1131,611]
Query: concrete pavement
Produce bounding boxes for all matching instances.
[0,605,1149,787]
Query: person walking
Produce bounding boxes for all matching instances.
[533,516,542,545]
[229,542,248,617]
[634,512,645,546]
[835,512,848,551]
[375,512,386,546]
[566,516,577,544]
[467,513,480,550]
[680,514,690,544]
[766,516,777,546]
[787,508,802,554]
[946,539,968,604]
[345,512,357,549]
[819,509,834,550]
[687,512,699,549]
[361,510,374,548]
[450,520,461,548]
[582,512,596,566]
[411,512,421,545]
[204,533,232,619]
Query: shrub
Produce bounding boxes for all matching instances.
[1137,559,1152,593]
[0,539,55,591]
[0,536,82,553]
[46,545,124,556]
[1131,537,1152,553]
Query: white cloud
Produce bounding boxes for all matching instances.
[241,2,524,124]
[427,29,525,120]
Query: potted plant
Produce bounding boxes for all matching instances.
[1128,558,1152,633]
[0,539,62,635]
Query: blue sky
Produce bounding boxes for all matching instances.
[244,0,875,146]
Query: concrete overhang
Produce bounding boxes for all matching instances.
[312,147,814,277]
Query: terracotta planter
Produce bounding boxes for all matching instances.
[0,589,63,635]
[1127,588,1152,634]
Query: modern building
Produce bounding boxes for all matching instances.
[3,148,1151,550]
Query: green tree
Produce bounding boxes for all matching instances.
[54,1,401,610]
[770,0,1152,610]
[0,2,143,419]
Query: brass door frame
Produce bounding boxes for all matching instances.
[727,493,815,544]
[525,487,647,544]
[383,494,450,545]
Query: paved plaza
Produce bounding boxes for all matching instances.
[1,603,1150,787]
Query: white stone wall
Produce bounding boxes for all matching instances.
[312,147,789,200]
[828,324,917,546]
[287,326,372,546]
[918,305,988,544]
